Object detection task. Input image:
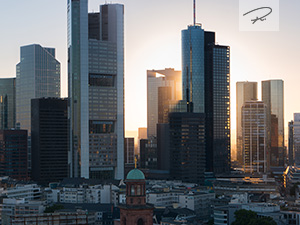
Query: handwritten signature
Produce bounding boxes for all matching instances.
[243,7,272,24]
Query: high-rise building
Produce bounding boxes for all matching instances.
[139,138,157,170]
[31,98,68,184]
[0,130,28,180]
[262,80,284,167]
[147,68,181,138]
[169,112,206,184]
[0,78,16,130]
[16,44,60,133]
[292,114,300,166]
[181,23,230,175]
[236,82,258,164]
[288,120,294,166]
[242,101,268,174]
[68,1,124,179]
[124,138,135,174]
[204,32,230,174]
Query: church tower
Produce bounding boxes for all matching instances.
[118,167,154,225]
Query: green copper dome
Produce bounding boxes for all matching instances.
[126,168,145,180]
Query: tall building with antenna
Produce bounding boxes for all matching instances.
[180,0,230,175]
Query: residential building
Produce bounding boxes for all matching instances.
[31,98,68,184]
[0,184,41,200]
[262,80,284,167]
[0,78,16,130]
[147,68,181,138]
[68,1,124,179]
[236,82,258,164]
[0,130,28,180]
[242,101,268,173]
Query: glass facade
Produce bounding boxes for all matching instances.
[292,114,300,166]
[236,82,258,164]
[68,0,89,178]
[204,33,231,174]
[16,44,60,133]
[242,101,267,173]
[0,78,15,130]
[147,68,181,138]
[68,1,124,179]
[182,25,205,113]
[262,80,284,167]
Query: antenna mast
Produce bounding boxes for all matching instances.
[193,0,196,26]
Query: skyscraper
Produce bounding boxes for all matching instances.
[182,24,230,174]
[292,113,300,166]
[0,130,28,180]
[31,98,68,184]
[262,80,284,167]
[68,0,124,179]
[236,82,258,164]
[169,112,206,184]
[242,101,268,174]
[288,120,294,166]
[0,78,16,130]
[204,32,230,174]
[147,68,181,138]
[16,44,60,133]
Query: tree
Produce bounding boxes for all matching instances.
[232,209,276,225]
[44,204,64,213]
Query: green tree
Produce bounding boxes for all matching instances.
[232,209,276,225]
[44,204,64,213]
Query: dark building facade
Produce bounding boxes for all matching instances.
[169,112,205,184]
[288,121,294,166]
[0,130,28,180]
[124,137,135,174]
[31,98,68,184]
[204,32,231,175]
[139,139,157,170]
[157,123,170,171]
[0,78,16,130]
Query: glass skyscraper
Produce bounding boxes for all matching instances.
[68,0,124,179]
[16,44,60,133]
[236,82,258,164]
[262,80,284,167]
[182,25,205,113]
[0,78,16,130]
[181,24,230,175]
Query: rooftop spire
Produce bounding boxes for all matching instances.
[193,0,196,26]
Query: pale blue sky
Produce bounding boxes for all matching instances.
[0,0,300,145]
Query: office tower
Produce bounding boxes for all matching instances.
[138,127,147,155]
[16,44,60,133]
[0,78,16,130]
[31,98,68,184]
[293,114,300,166]
[124,138,135,173]
[139,138,157,170]
[68,1,124,179]
[242,101,267,174]
[169,112,205,184]
[157,123,170,171]
[204,32,230,174]
[262,80,284,167]
[0,130,28,180]
[147,68,181,138]
[288,120,294,166]
[236,82,258,164]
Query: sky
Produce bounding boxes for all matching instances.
[0,0,300,147]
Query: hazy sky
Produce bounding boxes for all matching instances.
[0,0,300,143]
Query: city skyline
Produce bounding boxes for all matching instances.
[1,0,300,139]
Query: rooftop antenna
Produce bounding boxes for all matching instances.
[193,0,196,26]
